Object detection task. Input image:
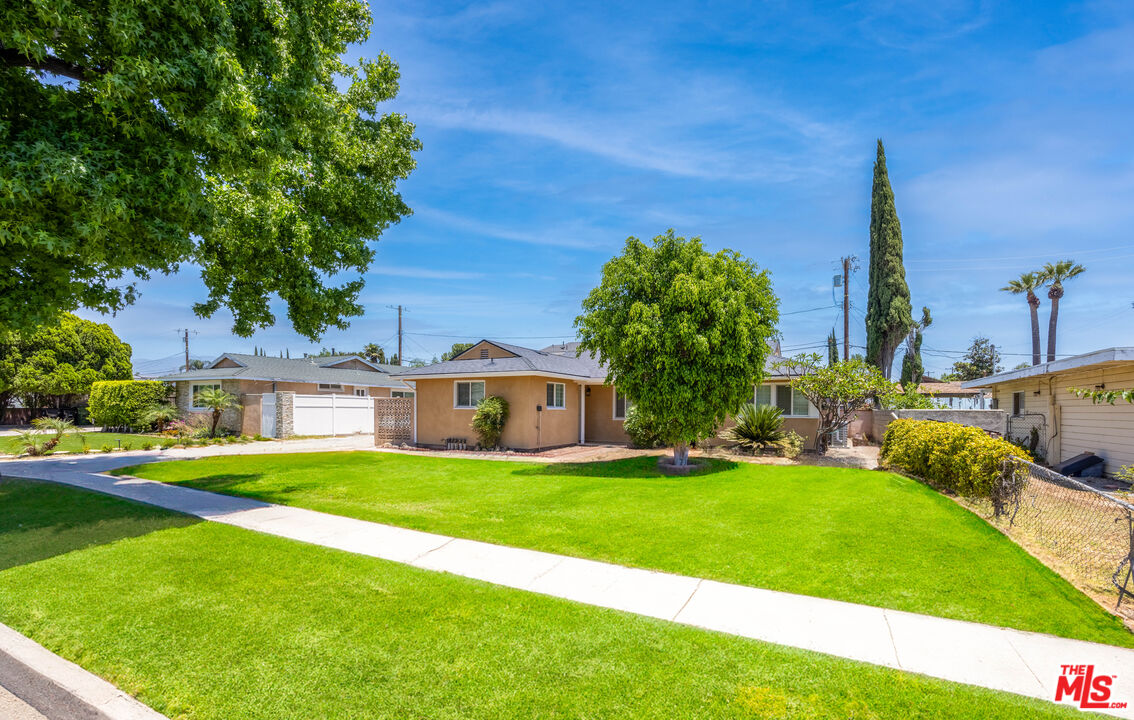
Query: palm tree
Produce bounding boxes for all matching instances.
[196,387,241,438]
[1039,260,1086,363]
[1000,272,1044,366]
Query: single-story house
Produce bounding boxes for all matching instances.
[900,379,989,409]
[157,353,412,435]
[392,340,822,451]
[962,347,1134,474]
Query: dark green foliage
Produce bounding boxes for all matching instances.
[944,337,1002,381]
[621,405,664,448]
[0,313,133,413]
[865,141,913,379]
[576,230,779,465]
[1,0,420,339]
[87,380,169,430]
[441,343,475,361]
[470,396,509,448]
[827,329,839,366]
[900,306,932,387]
[722,403,785,451]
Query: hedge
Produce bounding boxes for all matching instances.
[880,418,1030,499]
[88,380,170,429]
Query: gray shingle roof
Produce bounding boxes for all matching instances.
[155,353,405,387]
[393,340,609,380]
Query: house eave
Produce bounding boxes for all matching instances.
[961,347,1134,388]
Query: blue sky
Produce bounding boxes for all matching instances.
[94,0,1134,376]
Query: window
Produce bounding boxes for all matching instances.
[317,383,343,392]
[190,383,221,409]
[546,382,566,409]
[479,348,489,359]
[1012,391,1025,416]
[455,381,485,408]
[613,391,629,420]
[757,383,811,417]
[354,388,368,397]
[391,390,415,398]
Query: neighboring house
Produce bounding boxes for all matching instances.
[393,340,821,451]
[157,353,412,434]
[962,347,1134,473]
[901,380,989,409]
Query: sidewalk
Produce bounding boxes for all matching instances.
[4,455,1133,716]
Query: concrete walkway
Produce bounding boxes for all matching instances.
[4,455,1134,717]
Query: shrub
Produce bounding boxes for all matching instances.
[770,430,804,459]
[101,443,115,453]
[470,396,509,449]
[141,403,180,432]
[160,439,177,449]
[721,403,784,451]
[141,441,154,451]
[622,405,664,448]
[32,417,75,452]
[13,430,46,456]
[121,441,133,451]
[253,434,269,442]
[880,419,1029,499]
[1117,465,1134,489]
[88,380,169,430]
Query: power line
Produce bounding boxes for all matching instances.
[903,244,1134,265]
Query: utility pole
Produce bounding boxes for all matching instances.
[386,305,407,365]
[840,256,857,361]
[175,329,198,371]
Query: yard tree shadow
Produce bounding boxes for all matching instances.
[152,472,326,505]
[0,478,199,571]
[511,455,739,479]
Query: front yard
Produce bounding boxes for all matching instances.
[2,430,164,455]
[0,478,1091,719]
[120,451,1134,647]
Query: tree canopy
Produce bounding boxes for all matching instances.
[779,354,894,453]
[0,313,132,411]
[942,337,1002,381]
[575,230,779,465]
[1,0,420,339]
[441,343,475,362]
[865,140,913,379]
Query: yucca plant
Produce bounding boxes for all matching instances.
[722,403,785,452]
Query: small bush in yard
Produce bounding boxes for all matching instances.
[770,430,804,459]
[622,405,664,448]
[101,443,114,453]
[880,418,1028,499]
[471,396,509,449]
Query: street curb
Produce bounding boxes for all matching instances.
[0,623,168,720]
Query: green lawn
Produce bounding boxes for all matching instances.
[0,478,1093,719]
[121,452,1134,647]
[3,431,163,455]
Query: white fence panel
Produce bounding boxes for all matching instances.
[261,394,276,438]
[292,394,374,436]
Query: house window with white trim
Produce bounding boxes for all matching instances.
[190,383,222,410]
[354,388,368,397]
[755,384,812,417]
[613,391,630,420]
[391,390,415,398]
[546,382,566,409]
[454,381,485,408]
[317,383,343,392]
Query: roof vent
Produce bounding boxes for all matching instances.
[480,348,489,359]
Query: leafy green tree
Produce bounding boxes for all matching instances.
[899,306,932,386]
[196,387,241,438]
[778,354,895,453]
[865,140,913,379]
[945,337,1002,381]
[441,343,475,361]
[827,329,839,367]
[1039,260,1085,362]
[576,230,779,466]
[362,343,387,364]
[1000,272,1044,366]
[1,0,420,339]
[0,313,132,413]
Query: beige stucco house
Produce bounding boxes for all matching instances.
[962,347,1134,474]
[393,340,820,451]
[158,353,411,434]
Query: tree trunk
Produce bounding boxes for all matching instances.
[1046,294,1061,363]
[210,410,221,438]
[672,442,690,466]
[1027,293,1041,366]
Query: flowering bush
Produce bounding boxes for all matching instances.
[880,419,1029,499]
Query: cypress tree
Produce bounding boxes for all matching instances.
[865,140,913,379]
[827,329,839,366]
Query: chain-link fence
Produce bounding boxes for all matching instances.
[1006,413,1048,463]
[965,456,1134,613]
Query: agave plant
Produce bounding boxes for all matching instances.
[722,403,785,452]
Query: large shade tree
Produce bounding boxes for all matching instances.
[0,313,132,413]
[1000,272,1045,366]
[865,140,913,379]
[1,0,420,339]
[576,230,780,466]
